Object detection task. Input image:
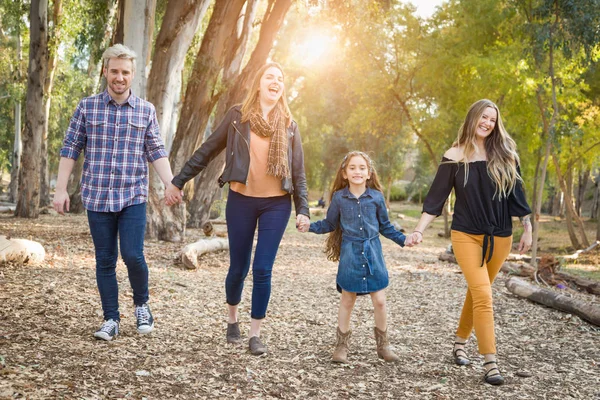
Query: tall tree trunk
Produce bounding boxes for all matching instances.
[596,187,600,241]
[168,0,247,175]
[592,179,599,223]
[188,0,260,228]
[165,0,246,231]
[187,0,293,229]
[9,28,22,204]
[553,154,589,249]
[530,143,543,219]
[531,72,558,266]
[119,0,156,99]
[145,0,210,241]
[40,0,63,208]
[16,0,48,218]
[576,168,589,217]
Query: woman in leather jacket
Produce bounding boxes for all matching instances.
[166,63,310,355]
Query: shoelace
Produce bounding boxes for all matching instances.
[100,320,117,333]
[136,305,150,324]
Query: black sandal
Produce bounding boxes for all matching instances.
[483,360,505,385]
[453,341,471,366]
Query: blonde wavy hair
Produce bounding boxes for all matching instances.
[453,99,522,199]
[324,151,383,262]
[240,62,292,127]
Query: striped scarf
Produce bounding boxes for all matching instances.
[249,105,290,179]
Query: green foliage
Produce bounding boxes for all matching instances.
[388,182,407,202]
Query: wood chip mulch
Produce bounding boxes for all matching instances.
[0,213,599,399]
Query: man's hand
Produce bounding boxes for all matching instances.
[53,189,70,215]
[165,183,183,206]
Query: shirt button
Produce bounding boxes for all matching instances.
[358,214,361,217]
[360,227,363,230]
[362,251,364,254]
[363,277,366,280]
[362,264,365,267]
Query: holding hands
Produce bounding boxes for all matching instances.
[164,183,184,206]
[404,230,423,247]
[296,214,310,233]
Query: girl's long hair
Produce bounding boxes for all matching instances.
[453,99,521,199]
[240,62,292,126]
[324,151,383,261]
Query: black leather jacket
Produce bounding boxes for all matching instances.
[172,106,310,216]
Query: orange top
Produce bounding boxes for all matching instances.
[230,131,287,198]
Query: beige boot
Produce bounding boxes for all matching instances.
[332,327,351,363]
[374,327,399,362]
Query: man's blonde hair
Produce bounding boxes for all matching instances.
[102,44,137,72]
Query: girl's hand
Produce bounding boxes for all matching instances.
[518,230,532,254]
[296,214,310,233]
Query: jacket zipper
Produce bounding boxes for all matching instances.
[232,122,250,184]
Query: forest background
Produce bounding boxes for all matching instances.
[1,0,600,263]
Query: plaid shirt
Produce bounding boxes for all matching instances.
[60,90,168,212]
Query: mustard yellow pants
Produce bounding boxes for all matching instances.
[451,230,513,355]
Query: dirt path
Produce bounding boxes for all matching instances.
[0,214,599,399]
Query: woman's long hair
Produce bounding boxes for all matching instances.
[453,99,521,199]
[324,151,383,261]
[240,62,292,126]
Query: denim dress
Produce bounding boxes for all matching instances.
[310,187,405,294]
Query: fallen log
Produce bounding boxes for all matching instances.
[0,206,15,213]
[505,277,600,327]
[0,235,46,264]
[181,238,229,270]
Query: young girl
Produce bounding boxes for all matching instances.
[299,151,405,363]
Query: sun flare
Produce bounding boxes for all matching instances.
[295,31,335,66]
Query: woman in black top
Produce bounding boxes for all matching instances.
[406,99,532,385]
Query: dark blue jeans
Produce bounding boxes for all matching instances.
[87,203,149,321]
[225,190,291,319]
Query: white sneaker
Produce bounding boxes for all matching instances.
[135,303,154,334]
[94,319,119,341]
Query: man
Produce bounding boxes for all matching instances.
[53,44,176,341]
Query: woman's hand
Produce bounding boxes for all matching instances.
[518,230,532,254]
[164,183,183,206]
[296,214,310,233]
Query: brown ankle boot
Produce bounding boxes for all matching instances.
[374,327,399,362]
[332,327,351,363]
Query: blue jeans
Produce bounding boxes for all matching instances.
[87,203,149,321]
[225,190,291,319]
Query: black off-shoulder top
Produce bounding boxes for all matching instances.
[423,157,531,265]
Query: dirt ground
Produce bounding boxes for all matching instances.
[0,212,599,399]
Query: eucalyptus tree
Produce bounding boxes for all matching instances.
[16,0,48,218]
[516,0,600,257]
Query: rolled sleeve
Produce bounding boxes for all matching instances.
[59,102,87,160]
[144,107,168,162]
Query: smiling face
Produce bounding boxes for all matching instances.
[103,57,134,102]
[258,66,284,105]
[342,155,371,188]
[475,106,497,141]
